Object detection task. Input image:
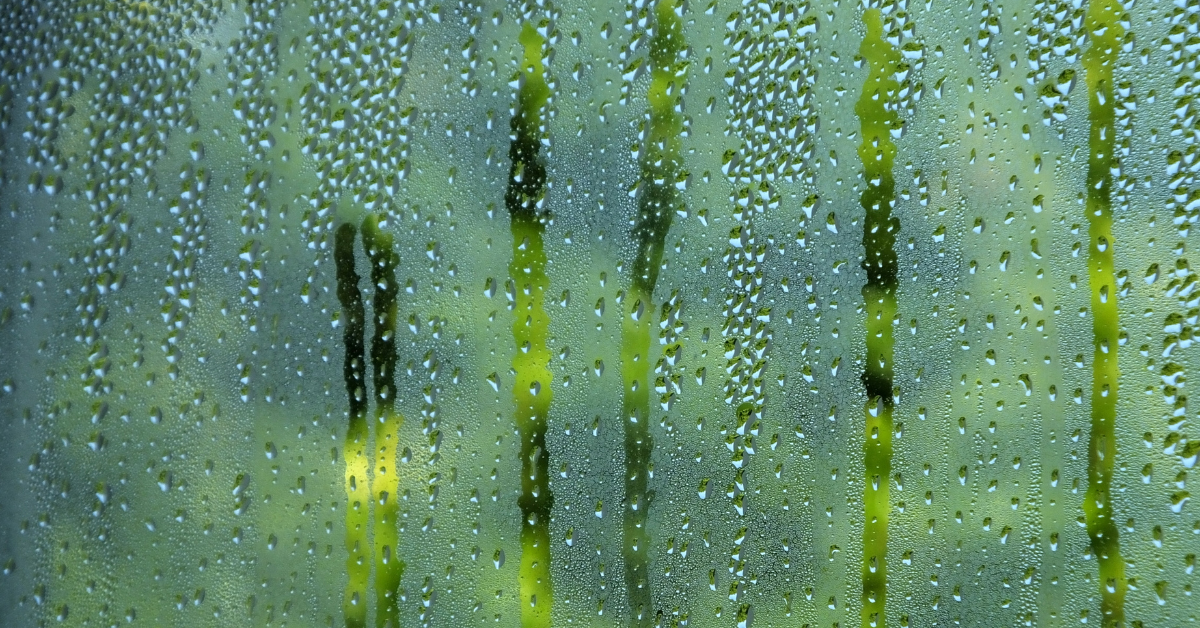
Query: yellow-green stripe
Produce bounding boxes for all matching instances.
[621,1,685,625]
[506,22,555,628]
[1081,1,1127,625]
[856,9,901,628]
[335,222,372,628]
[362,215,405,628]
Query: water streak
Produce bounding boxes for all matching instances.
[335,222,372,628]
[621,1,685,624]
[363,215,405,628]
[855,9,901,628]
[505,22,555,628]
[1081,0,1127,624]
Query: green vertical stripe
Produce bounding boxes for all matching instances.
[506,22,555,628]
[1081,1,1127,625]
[362,215,405,628]
[856,9,901,628]
[335,223,372,628]
[619,283,655,627]
[622,1,685,625]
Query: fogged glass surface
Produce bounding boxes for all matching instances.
[0,0,1197,626]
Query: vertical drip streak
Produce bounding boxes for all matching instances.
[363,215,405,628]
[856,9,900,628]
[1081,1,1127,625]
[335,223,371,628]
[621,1,684,625]
[506,22,555,628]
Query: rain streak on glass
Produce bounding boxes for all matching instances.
[0,0,1197,627]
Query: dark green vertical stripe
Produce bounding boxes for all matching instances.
[629,0,684,298]
[362,215,405,628]
[506,22,555,628]
[1081,1,1127,625]
[335,222,371,628]
[622,1,684,625]
[856,9,900,628]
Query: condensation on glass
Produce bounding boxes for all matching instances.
[0,0,1196,627]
